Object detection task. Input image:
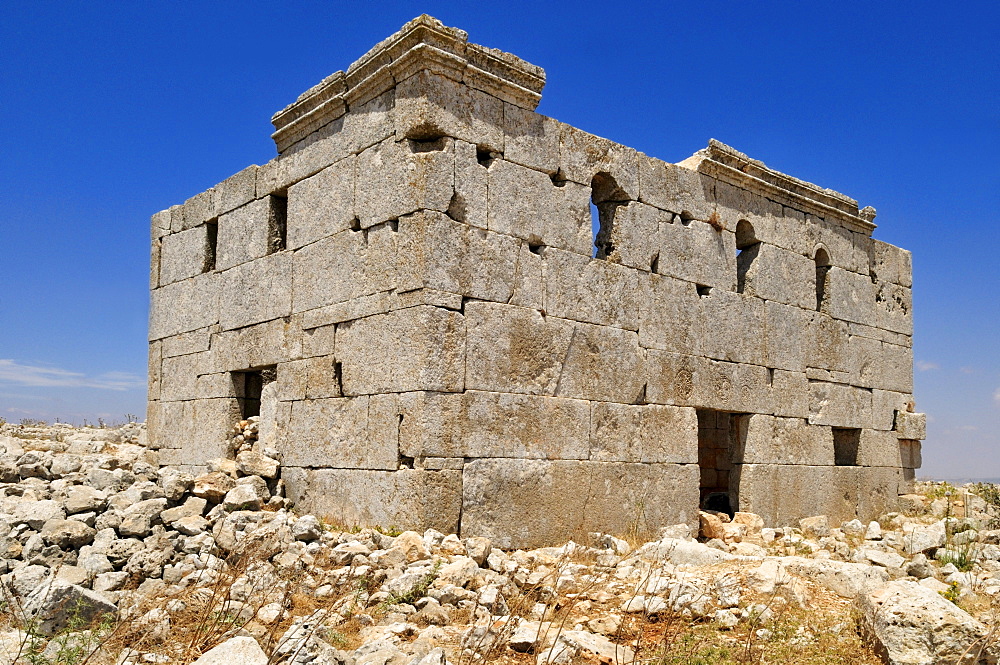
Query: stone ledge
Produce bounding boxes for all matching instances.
[271,15,546,153]
[679,139,877,236]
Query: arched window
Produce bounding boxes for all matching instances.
[814,247,831,311]
[735,220,759,294]
[590,172,627,259]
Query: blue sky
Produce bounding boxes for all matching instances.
[0,2,996,477]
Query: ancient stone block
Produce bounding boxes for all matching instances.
[279,396,397,469]
[219,252,293,331]
[873,281,913,336]
[655,218,736,290]
[214,165,258,217]
[869,239,912,288]
[509,242,545,309]
[486,158,592,255]
[159,225,212,286]
[286,156,355,250]
[210,318,302,372]
[637,155,713,221]
[151,208,172,241]
[872,389,912,431]
[282,467,462,534]
[461,459,699,549]
[894,411,926,440]
[899,440,922,469]
[638,273,702,354]
[734,464,858,527]
[558,124,639,200]
[303,355,341,399]
[739,416,834,466]
[156,399,238,463]
[764,301,810,373]
[355,137,454,227]
[824,267,874,325]
[395,70,503,152]
[697,289,766,366]
[397,390,590,460]
[845,334,882,389]
[807,313,850,373]
[301,323,337,359]
[257,115,351,197]
[645,352,773,414]
[542,247,639,330]
[161,327,213,358]
[452,141,487,229]
[554,322,644,403]
[589,403,697,463]
[337,306,465,395]
[465,302,573,395]
[160,352,211,402]
[149,273,219,341]
[771,370,810,418]
[856,428,903,467]
[216,198,273,271]
[182,188,214,230]
[398,211,519,303]
[148,342,162,402]
[738,242,814,310]
[292,225,398,313]
[878,342,914,393]
[600,201,661,271]
[808,380,873,429]
[503,104,559,174]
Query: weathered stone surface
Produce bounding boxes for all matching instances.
[159,224,212,285]
[739,416,834,465]
[283,467,462,534]
[808,380,873,429]
[554,322,644,403]
[395,70,504,152]
[858,581,998,665]
[287,156,355,249]
[589,403,697,463]
[24,579,117,636]
[487,158,591,255]
[191,636,268,665]
[398,211,519,303]
[461,459,699,549]
[465,302,573,395]
[337,306,465,395]
[543,247,639,330]
[149,273,219,340]
[216,197,275,271]
[219,252,292,331]
[355,137,454,227]
[738,242,814,309]
[279,396,397,469]
[655,218,735,290]
[398,390,590,461]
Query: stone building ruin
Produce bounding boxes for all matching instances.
[148,16,926,548]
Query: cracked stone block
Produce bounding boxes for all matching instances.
[159,225,212,285]
[461,459,699,549]
[589,403,697,463]
[283,467,462,534]
[219,253,292,331]
[397,390,590,461]
[355,136,454,228]
[287,156,356,250]
[465,301,573,396]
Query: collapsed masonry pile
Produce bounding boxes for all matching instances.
[0,421,995,665]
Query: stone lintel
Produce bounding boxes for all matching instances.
[271,15,546,153]
[679,139,877,236]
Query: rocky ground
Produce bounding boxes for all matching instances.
[0,420,996,664]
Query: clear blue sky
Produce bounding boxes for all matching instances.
[0,2,997,478]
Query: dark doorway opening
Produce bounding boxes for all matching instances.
[232,366,276,420]
[697,409,748,517]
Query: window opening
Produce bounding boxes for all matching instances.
[735,220,759,294]
[815,247,831,311]
[833,427,860,466]
[591,172,628,259]
[203,218,218,273]
[232,365,276,420]
[268,194,288,253]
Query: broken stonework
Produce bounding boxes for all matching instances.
[148,15,924,548]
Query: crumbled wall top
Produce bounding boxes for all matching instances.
[271,15,546,153]
[680,139,877,234]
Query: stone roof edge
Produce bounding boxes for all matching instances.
[270,15,546,154]
[681,139,877,235]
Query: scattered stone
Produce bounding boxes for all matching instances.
[190,636,268,665]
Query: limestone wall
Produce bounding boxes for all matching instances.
[147,16,924,548]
